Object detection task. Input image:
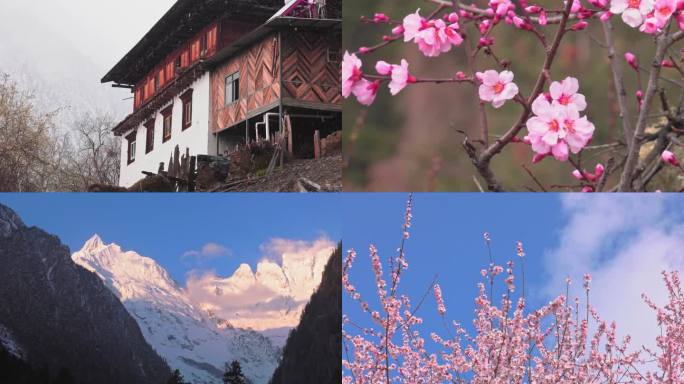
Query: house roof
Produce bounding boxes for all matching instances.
[101,0,282,86]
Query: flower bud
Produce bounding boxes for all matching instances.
[625,52,638,71]
[662,150,680,166]
[570,21,588,30]
[532,153,546,163]
[373,13,390,23]
[661,59,675,68]
[375,61,393,76]
[594,163,605,178]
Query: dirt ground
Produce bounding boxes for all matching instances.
[211,154,342,192]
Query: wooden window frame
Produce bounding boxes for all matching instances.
[224,72,240,106]
[327,47,341,64]
[180,89,193,131]
[126,131,137,165]
[200,34,208,57]
[144,118,155,154]
[161,105,173,143]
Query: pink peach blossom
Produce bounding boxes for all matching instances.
[342,198,682,384]
[525,95,595,161]
[389,59,414,95]
[549,76,587,111]
[342,51,363,98]
[402,10,463,57]
[402,10,424,42]
[352,79,380,106]
[639,15,661,33]
[654,0,677,22]
[490,0,515,15]
[433,284,446,315]
[478,70,519,108]
[610,0,654,27]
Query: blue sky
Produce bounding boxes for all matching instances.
[0,194,341,284]
[342,193,684,367]
[342,193,564,339]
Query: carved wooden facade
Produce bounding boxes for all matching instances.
[210,28,341,133]
[281,30,342,108]
[211,35,281,133]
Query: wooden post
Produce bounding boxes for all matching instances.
[314,130,321,160]
[173,145,181,178]
[285,114,293,155]
[188,155,197,192]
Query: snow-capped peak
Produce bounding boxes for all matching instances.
[71,237,282,384]
[82,234,105,252]
[72,236,182,305]
[186,239,335,331]
[234,263,255,280]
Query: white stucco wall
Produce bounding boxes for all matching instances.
[118,73,216,187]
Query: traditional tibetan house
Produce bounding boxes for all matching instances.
[102,0,341,187]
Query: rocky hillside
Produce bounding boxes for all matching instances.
[0,205,171,384]
[269,243,341,384]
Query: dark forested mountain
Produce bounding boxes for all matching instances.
[0,204,171,384]
[269,244,341,384]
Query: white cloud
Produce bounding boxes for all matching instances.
[181,242,233,261]
[541,195,684,355]
[185,236,335,330]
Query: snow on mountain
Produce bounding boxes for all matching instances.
[186,237,335,331]
[0,4,129,135]
[0,323,24,360]
[72,235,281,384]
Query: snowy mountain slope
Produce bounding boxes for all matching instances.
[0,323,24,360]
[72,235,281,384]
[187,239,334,331]
[0,5,129,134]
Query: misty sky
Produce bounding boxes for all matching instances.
[2,0,176,71]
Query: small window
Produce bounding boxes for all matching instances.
[145,119,155,154]
[161,106,173,143]
[154,73,160,92]
[224,72,240,106]
[126,132,137,165]
[327,48,341,64]
[181,90,193,130]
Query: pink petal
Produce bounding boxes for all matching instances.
[479,85,495,101]
[622,8,644,27]
[610,0,629,13]
[499,70,514,83]
[552,141,569,161]
[481,70,500,86]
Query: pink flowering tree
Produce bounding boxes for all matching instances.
[342,196,684,382]
[343,0,684,191]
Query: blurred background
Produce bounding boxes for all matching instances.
[343,0,684,191]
